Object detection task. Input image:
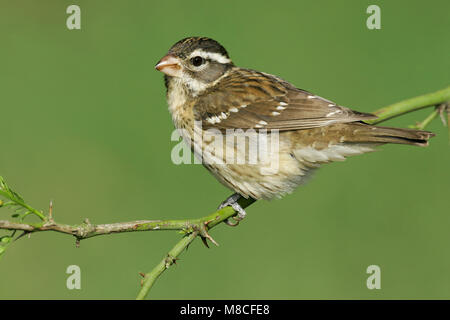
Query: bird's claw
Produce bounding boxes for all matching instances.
[218,193,247,227]
[224,218,240,227]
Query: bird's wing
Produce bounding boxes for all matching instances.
[194,68,377,131]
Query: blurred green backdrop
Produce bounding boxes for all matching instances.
[0,0,449,299]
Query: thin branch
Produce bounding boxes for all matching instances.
[366,86,450,125]
[409,107,440,130]
[0,219,194,238]
[0,198,256,241]
[136,197,255,300]
[137,232,198,300]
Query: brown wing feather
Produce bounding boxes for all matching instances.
[195,68,377,131]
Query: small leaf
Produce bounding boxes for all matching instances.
[1,236,12,244]
[11,191,24,202]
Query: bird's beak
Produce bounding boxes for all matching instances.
[155,54,182,77]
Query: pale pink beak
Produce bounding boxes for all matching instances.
[155,54,182,77]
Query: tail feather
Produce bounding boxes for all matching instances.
[348,123,435,147]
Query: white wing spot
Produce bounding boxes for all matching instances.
[271,111,280,116]
[279,102,288,106]
[307,95,316,99]
[254,124,263,128]
[258,120,268,125]
[206,115,222,124]
[220,112,228,119]
[240,104,247,108]
[229,107,239,113]
[276,105,286,110]
[328,104,335,107]
[326,110,341,117]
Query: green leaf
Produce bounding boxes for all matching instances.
[0,176,46,220]
[1,236,12,244]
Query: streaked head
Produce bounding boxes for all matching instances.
[155,37,234,95]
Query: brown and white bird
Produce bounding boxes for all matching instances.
[155,37,434,222]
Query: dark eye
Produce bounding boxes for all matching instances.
[190,56,204,67]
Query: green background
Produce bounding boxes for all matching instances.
[0,0,449,299]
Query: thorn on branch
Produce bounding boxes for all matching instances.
[164,254,179,268]
[48,200,54,222]
[437,103,449,127]
[200,237,209,248]
[198,219,219,247]
[138,272,147,286]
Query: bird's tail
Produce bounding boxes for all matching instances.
[345,123,435,147]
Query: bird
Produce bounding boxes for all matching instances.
[155,36,434,226]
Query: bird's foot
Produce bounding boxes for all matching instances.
[217,193,247,226]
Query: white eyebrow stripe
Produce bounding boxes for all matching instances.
[189,49,231,64]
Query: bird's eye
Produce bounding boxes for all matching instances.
[190,56,204,67]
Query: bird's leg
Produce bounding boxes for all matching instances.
[217,193,247,226]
